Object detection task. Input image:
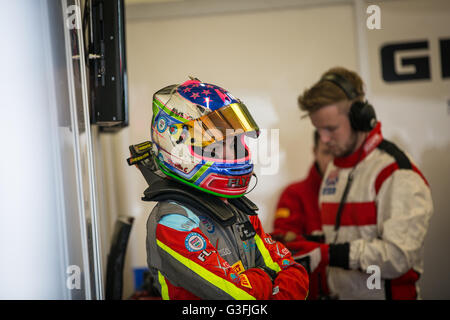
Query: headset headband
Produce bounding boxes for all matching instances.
[320,73,358,100]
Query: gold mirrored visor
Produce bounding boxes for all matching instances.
[174,103,259,147]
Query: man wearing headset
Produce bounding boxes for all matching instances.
[296,67,433,299]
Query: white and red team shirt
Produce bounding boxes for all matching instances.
[319,122,433,300]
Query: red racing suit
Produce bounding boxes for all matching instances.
[319,122,433,299]
[273,163,323,238]
[146,199,309,300]
[272,163,329,299]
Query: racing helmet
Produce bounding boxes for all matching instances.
[150,78,260,198]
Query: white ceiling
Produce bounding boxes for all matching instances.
[124,0,352,21]
[125,0,186,5]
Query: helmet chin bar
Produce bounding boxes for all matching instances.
[199,172,253,196]
[155,157,253,198]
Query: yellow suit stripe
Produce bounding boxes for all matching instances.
[158,271,169,300]
[254,234,282,273]
[157,239,256,300]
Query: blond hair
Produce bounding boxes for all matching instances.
[298,67,365,114]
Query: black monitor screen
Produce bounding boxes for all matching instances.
[89,0,128,129]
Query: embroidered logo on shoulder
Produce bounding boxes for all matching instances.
[199,216,215,233]
[281,259,293,270]
[218,247,232,256]
[197,249,214,262]
[185,232,206,252]
[180,220,196,231]
[230,272,240,284]
[232,260,245,274]
[264,236,276,245]
[240,274,252,289]
[242,240,256,252]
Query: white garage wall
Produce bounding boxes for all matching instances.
[104,0,450,299]
[358,0,450,299]
[108,1,357,297]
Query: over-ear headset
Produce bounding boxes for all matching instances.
[320,73,377,132]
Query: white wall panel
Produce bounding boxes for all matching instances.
[0,0,103,299]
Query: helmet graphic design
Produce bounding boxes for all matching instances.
[151,78,260,197]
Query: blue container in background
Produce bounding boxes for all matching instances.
[133,267,149,291]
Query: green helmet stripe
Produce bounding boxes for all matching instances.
[155,158,244,199]
[152,100,159,119]
[190,161,213,182]
[153,99,189,123]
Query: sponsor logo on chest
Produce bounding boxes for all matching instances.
[323,169,339,195]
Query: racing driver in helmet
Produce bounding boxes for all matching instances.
[128,78,309,300]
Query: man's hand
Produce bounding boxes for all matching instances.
[287,240,350,273]
[284,231,297,242]
[289,240,328,274]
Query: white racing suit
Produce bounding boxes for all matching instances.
[320,122,433,299]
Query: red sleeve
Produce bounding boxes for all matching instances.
[272,184,306,238]
[250,215,309,300]
[156,222,273,300]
